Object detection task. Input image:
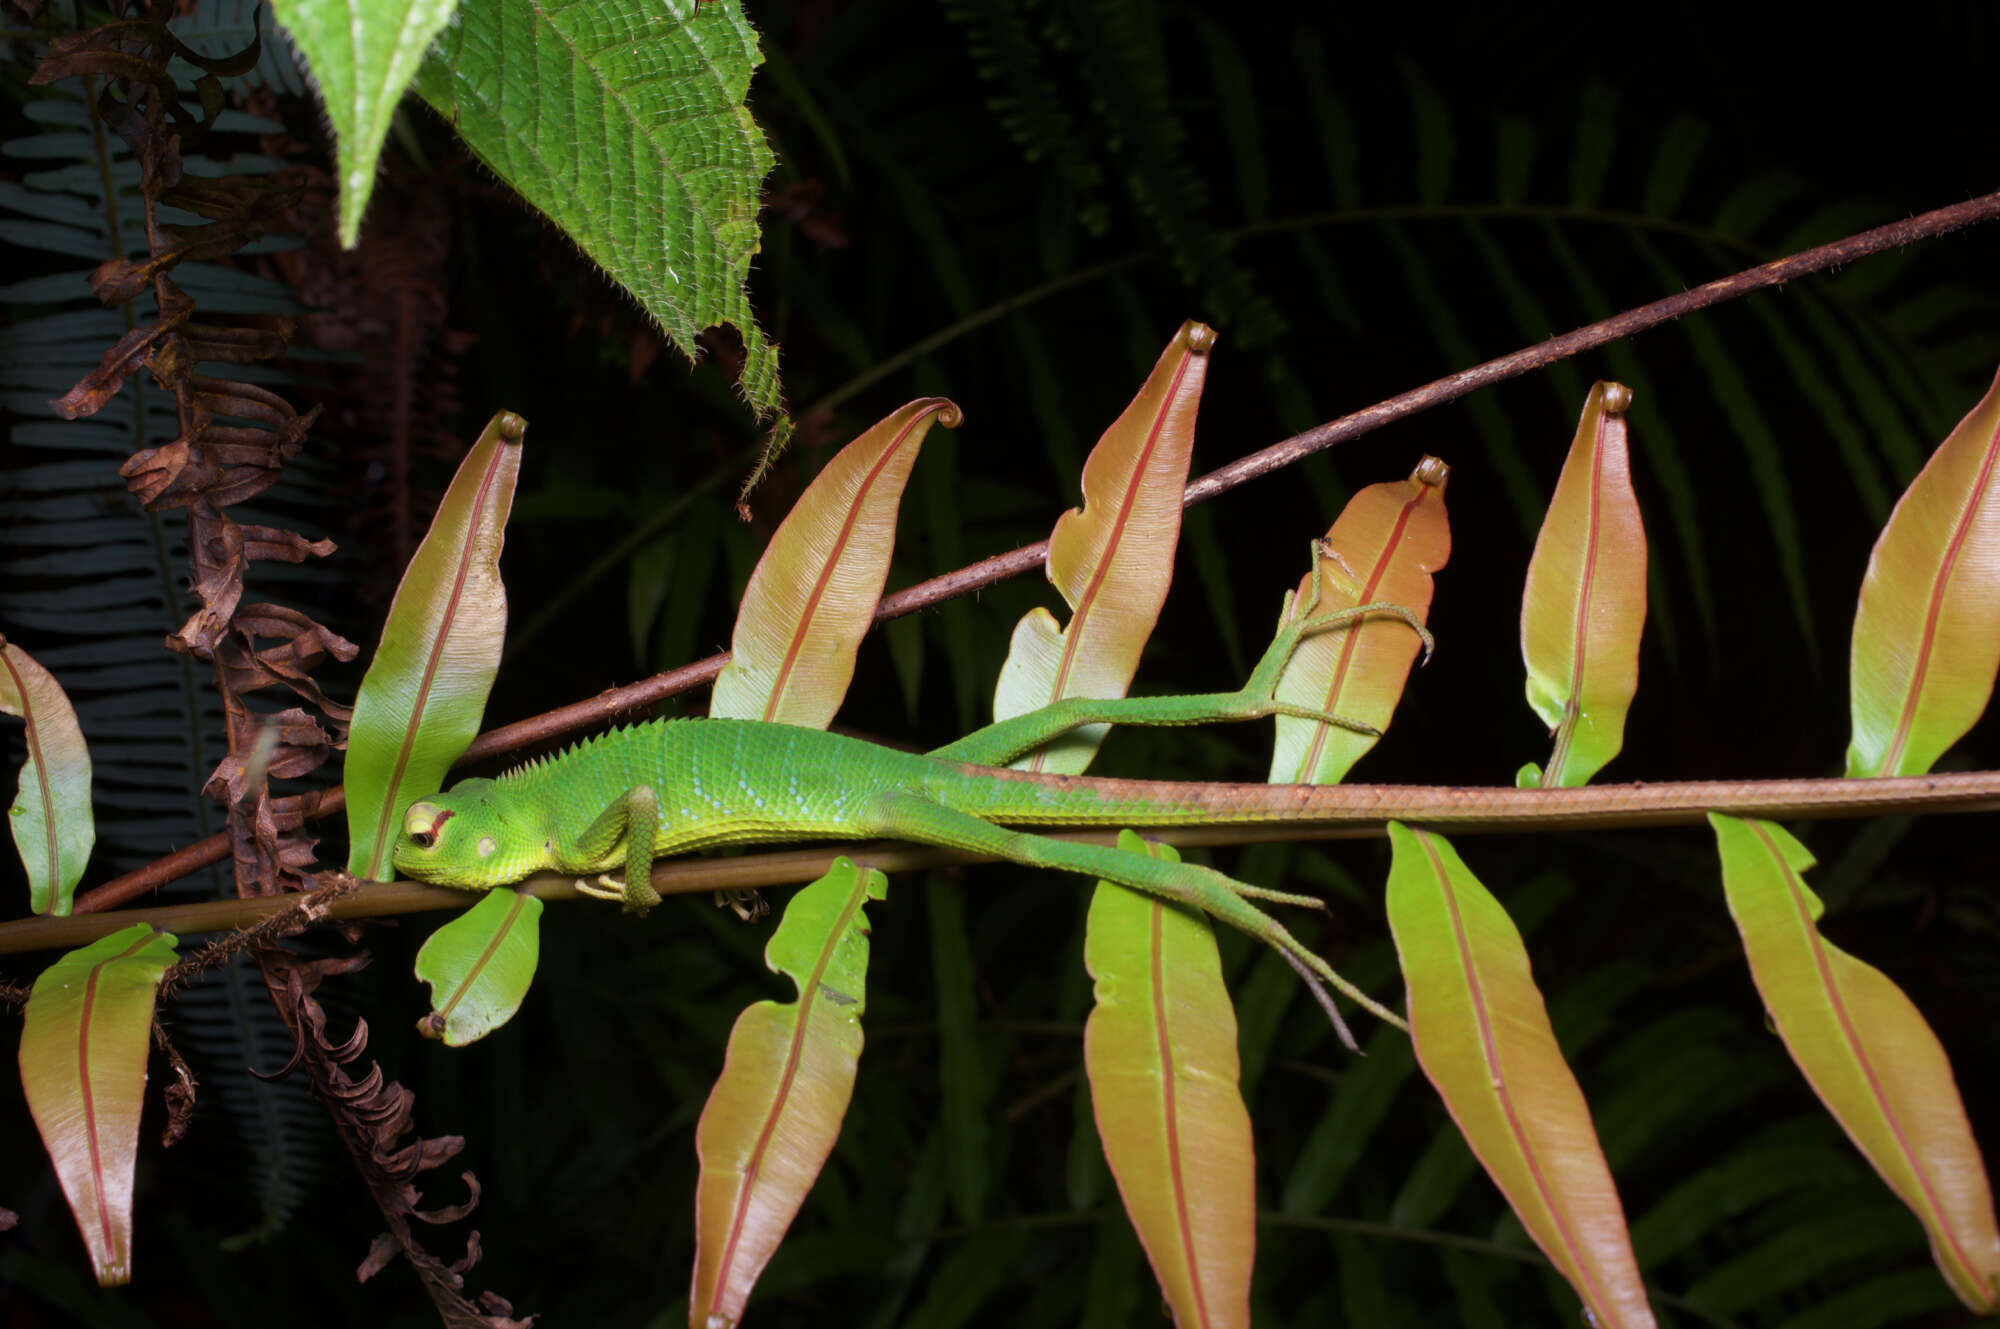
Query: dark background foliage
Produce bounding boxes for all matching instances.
[2,0,1998,1324]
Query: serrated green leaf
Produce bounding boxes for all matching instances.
[413,887,543,1046]
[270,0,459,247]
[413,0,783,424]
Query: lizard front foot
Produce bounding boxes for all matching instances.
[576,873,662,914]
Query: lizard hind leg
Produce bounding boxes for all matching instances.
[866,791,1404,1047]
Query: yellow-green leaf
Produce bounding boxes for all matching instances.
[0,636,93,916]
[993,320,1215,774]
[691,859,883,1328]
[1846,363,2000,778]
[1710,813,2000,1311]
[711,399,961,727]
[413,887,544,1046]
[270,0,461,247]
[345,411,524,882]
[18,923,177,1286]
[1269,457,1451,785]
[1520,382,1647,788]
[1385,824,1656,1329]
[1083,833,1254,1329]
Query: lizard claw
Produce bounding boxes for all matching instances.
[575,876,623,901]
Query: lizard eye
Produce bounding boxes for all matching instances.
[403,802,452,850]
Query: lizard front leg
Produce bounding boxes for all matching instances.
[930,541,1434,768]
[569,786,664,913]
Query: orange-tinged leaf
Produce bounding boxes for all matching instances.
[345,411,525,881]
[993,321,1215,774]
[711,398,961,727]
[1385,824,1657,1329]
[1084,833,1254,1329]
[413,887,544,1046]
[690,858,884,1327]
[1269,456,1450,785]
[1846,364,2000,778]
[19,922,177,1286]
[0,636,93,916]
[1710,813,2000,1311]
[1520,382,1647,788]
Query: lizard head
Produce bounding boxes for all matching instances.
[392,779,540,887]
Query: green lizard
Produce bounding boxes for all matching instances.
[392,576,1433,1037]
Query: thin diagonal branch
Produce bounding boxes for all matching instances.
[67,186,2000,916]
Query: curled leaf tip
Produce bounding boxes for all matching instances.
[496,412,529,442]
[1600,382,1634,414]
[931,399,965,429]
[1413,455,1451,489]
[1184,321,1218,353]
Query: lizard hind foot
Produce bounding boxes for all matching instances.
[1280,949,1360,1053]
[714,888,769,923]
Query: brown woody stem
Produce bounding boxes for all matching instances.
[21,768,2000,956]
[65,187,2000,917]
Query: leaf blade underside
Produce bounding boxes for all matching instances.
[0,635,94,915]
[711,398,960,728]
[19,922,178,1286]
[343,410,523,881]
[1519,382,1647,788]
[690,859,884,1328]
[1846,362,2000,778]
[1710,813,2000,1312]
[1386,823,1657,1329]
[993,320,1214,774]
[1084,833,1254,1329]
[1269,456,1451,785]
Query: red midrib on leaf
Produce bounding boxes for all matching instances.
[1877,416,2000,776]
[1293,485,1432,780]
[435,891,527,1023]
[1750,821,1982,1288]
[763,407,936,721]
[1546,410,1611,785]
[0,648,59,895]
[1150,898,1213,1327]
[1029,355,1194,773]
[1417,830,1613,1319]
[368,442,509,876]
[76,932,153,1261]
[706,876,870,1310]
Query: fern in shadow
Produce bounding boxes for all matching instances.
[0,76,322,1244]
